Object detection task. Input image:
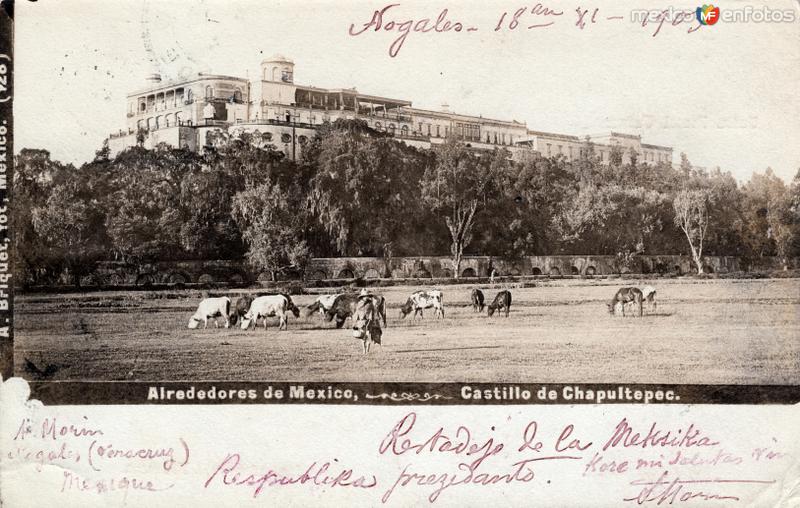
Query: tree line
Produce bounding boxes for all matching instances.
[14,119,800,287]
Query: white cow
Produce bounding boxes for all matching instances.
[240,294,298,331]
[188,297,231,329]
[399,290,445,319]
[640,285,657,312]
[305,293,343,318]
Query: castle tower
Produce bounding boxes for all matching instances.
[261,54,294,83]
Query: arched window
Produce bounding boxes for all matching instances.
[205,86,214,98]
[186,89,193,102]
[155,116,162,129]
[147,117,155,130]
[233,88,242,102]
[374,122,382,130]
[175,112,182,125]
[137,119,143,130]
[388,123,396,134]
[164,115,170,127]
[401,125,409,136]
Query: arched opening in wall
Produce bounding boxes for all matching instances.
[531,267,542,276]
[164,115,170,127]
[198,274,215,284]
[654,262,668,274]
[364,269,381,279]
[186,89,193,102]
[441,268,452,278]
[374,122,382,131]
[337,269,355,279]
[147,117,155,130]
[401,125,409,136]
[309,270,327,280]
[175,112,182,125]
[461,268,477,278]
[674,265,683,275]
[167,272,188,285]
[155,116,162,129]
[233,89,242,102]
[549,267,561,276]
[262,132,273,142]
[570,266,580,275]
[586,266,597,275]
[205,86,214,99]
[702,265,714,274]
[137,120,143,130]
[388,124,396,135]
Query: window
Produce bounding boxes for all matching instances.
[155,116,162,129]
[375,122,382,130]
[427,124,431,135]
[233,89,242,102]
[503,134,507,145]
[486,133,491,143]
[419,122,423,132]
[546,143,552,155]
[388,123,396,134]
[205,86,214,98]
[298,135,308,145]
[164,115,170,127]
[436,125,440,137]
[401,125,409,136]
[186,90,193,102]
[281,133,292,143]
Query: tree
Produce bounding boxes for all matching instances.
[306,119,432,271]
[421,138,499,278]
[31,179,108,286]
[673,189,712,273]
[232,182,310,281]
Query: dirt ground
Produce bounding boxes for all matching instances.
[13,278,800,384]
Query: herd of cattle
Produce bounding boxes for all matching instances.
[187,286,658,353]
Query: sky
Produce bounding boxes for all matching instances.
[14,0,800,183]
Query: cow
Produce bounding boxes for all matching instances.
[305,293,342,318]
[228,295,254,327]
[240,294,299,330]
[325,293,387,328]
[188,297,231,329]
[487,290,512,317]
[471,289,485,312]
[399,290,444,319]
[640,285,657,312]
[607,287,643,317]
[351,296,383,354]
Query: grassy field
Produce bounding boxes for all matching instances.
[13,278,800,384]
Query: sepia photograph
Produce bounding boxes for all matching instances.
[9,0,800,388]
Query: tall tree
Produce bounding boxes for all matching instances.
[232,182,311,281]
[673,189,712,273]
[421,138,499,278]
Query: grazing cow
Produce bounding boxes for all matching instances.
[640,285,657,312]
[351,296,383,354]
[399,290,445,319]
[240,294,298,330]
[305,293,342,318]
[228,295,254,327]
[188,297,231,329]
[487,290,512,317]
[471,289,485,312]
[607,287,643,317]
[325,293,387,328]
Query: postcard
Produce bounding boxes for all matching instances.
[1,0,798,506]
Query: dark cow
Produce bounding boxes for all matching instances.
[325,293,386,329]
[487,290,512,317]
[228,295,254,327]
[607,287,643,317]
[351,296,383,354]
[471,289,485,312]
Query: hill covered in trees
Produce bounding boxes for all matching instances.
[14,119,800,287]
